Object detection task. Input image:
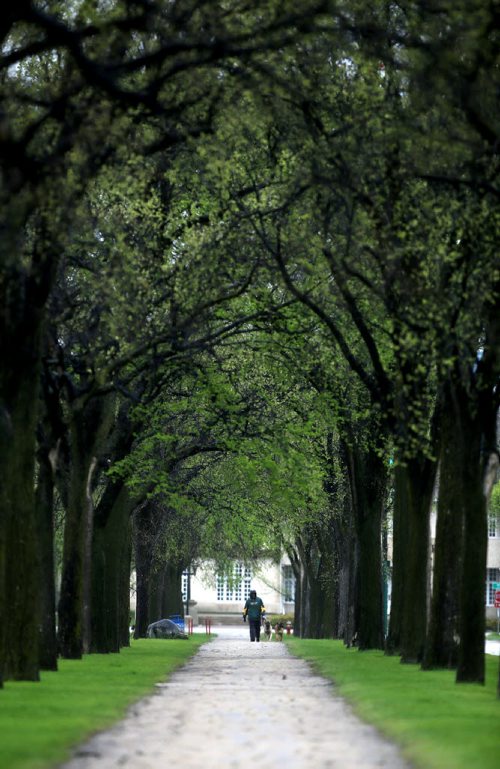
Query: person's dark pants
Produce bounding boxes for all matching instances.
[249,618,261,642]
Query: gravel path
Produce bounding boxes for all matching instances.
[61,626,411,769]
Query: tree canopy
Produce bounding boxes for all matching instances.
[1,0,499,690]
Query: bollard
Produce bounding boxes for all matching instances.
[187,617,194,635]
[286,622,292,635]
[205,617,212,635]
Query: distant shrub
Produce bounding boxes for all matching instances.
[266,613,294,626]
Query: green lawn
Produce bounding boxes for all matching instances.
[287,637,500,769]
[0,636,208,769]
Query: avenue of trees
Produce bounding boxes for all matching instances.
[1,1,499,694]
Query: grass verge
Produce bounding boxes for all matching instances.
[0,636,209,769]
[287,637,499,769]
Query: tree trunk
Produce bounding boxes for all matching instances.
[58,394,112,658]
[0,294,44,681]
[345,442,387,650]
[454,384,488,683]
[119,533,133,647]
[456,448,486,683]
[293,537,311,638]
[424,385,462,669]
[133,502,156,638]
[149,564,165,623]
[330,491,357,646]
[398,456,436,663]
[325,435,355,642]
[91,485,133,653]
[35,445,58,670]
[333,516,356,643]
[2,385,41,680]
[457,299,500,684]
[160,562,185,618]
[310,563,336,639]
[57,420,90,658]
[288,549,302,636]
[299,563,311,638]
[91,402,136,651]
[293,531,336,639]
[386,464,408,654]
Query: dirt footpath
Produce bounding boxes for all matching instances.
[61,626,411,769]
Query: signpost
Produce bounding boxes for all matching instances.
[492,583,500,634]
[495,589,500,633]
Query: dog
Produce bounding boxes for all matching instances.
[262,619,271,641]
[263,619,272,640]
[274,622,284,642]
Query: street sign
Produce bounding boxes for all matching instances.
[494,590,500,609]
[493,582,500,590]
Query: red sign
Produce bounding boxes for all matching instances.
[494,590,500,609]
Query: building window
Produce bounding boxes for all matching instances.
[243,566,251,600]
[216,575,225,601]
[282,565,295,602]
[488,514,499,538]
[216,563,252,602]
[234,563,242,601]
[486,568,500,606]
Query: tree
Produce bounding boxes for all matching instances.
[1,0,331,681]
[200,4,500,678]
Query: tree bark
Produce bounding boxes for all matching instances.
[91,484,133,653]
[398,455,436,663]
[57,414,90,658]
[456,297,500,683]
[91,402,136,651]
[58,393,113,658]
[35,444,58,670]
[133,502,157,638]
[160,562,185,618]
[2,374,41,680]
[387,464,409,654]
[0,279,45,681]
[454,381,488,684]
[423,385,462,669]
[345,442,387,650]
[119,533,133,647]
[331,504,356,644]
[288,548,302,636]
[293,529,336,639]
[325,434,355,643]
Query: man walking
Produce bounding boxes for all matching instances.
[242,589,266,642]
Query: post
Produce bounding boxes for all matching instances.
[185,567,191,619]
[495,589,500,633]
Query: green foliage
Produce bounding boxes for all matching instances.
[109,334,331,568]
[3,0,499,683]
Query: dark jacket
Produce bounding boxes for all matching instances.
[243,596,265,620]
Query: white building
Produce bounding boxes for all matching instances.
[131,508,499,627]
[487,510,500,621]
[182,557,295,625]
